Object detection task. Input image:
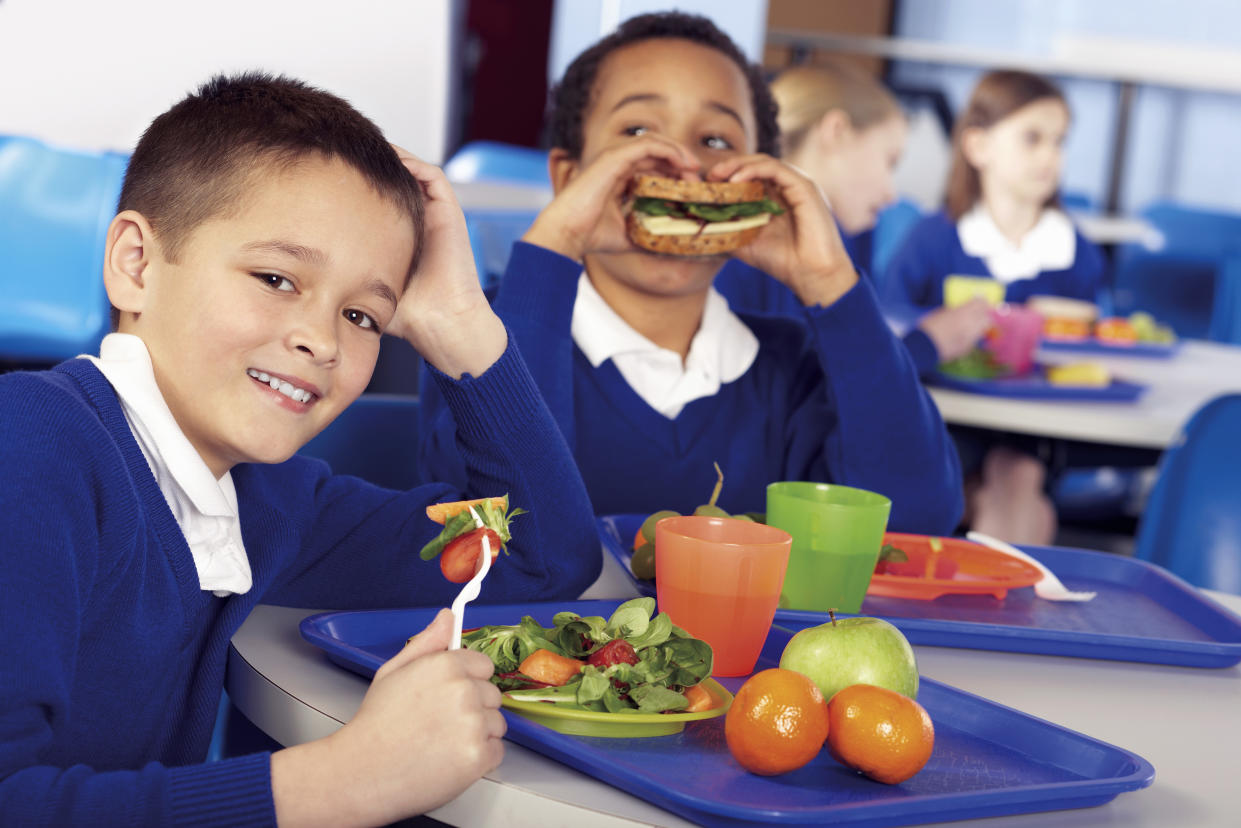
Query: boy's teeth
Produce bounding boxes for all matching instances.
[247,369,312,403]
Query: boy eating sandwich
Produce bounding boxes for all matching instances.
[0,72,599,825]
[419,12,963,533]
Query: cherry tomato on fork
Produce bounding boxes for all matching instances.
[439,527,502,583]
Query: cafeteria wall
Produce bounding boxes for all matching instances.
[891,0,1241,214]
[548,0,769,82]
[0,0,460,162]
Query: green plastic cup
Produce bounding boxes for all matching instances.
[765,482,892,614]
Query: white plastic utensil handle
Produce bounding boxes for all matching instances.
[449,506,494,650]
[966,531,1097,602]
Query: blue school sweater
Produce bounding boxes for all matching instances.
[883,209,1106,313]
[420,242,963,535]
[0,342,598,826]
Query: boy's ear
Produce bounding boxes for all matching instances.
[547,148,579,195]
[103,211,156,319]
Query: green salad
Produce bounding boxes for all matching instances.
[461,598,713,714]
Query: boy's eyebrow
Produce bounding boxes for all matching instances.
[610,94,747,131]
[241,239,328,266]
[364,279,399,309]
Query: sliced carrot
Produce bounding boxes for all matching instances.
[682,682,716,712]
[518,649,585,687]
[425,496,508,525]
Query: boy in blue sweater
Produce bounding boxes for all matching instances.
[419,12,962,534]
[0,74,599,826]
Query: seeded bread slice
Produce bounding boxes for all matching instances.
[626,212,763,255]
[631,174,765,205]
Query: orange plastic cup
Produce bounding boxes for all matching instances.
[655,515,792,677]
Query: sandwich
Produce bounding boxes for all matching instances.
[1025,295,1098,341]
[419,496,526,583]
[627,173,784,256]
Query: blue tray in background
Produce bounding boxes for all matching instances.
[600,514,1241,668]
[300,601,1154,828]
[926,368,1146,400]
[1040,338,1180,359]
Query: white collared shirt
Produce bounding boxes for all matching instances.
[957,204,1076,284]
[570,272,759,419]
[86,334,252,596]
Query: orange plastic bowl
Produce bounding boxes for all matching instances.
[869,533,1043,601]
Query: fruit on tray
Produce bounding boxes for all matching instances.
[725,668,829,775]
[1094,316,1138,345]
[779,611,919,702]
[1126,311,1177,344]
[630,463,754,581]
[1046,361,1111,387]
[826,684,935,784]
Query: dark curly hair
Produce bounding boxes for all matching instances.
[547,11,780,159]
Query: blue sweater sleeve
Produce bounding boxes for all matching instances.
[268,333,601,608]
[790,279,964,533]
[0,375,275,827]
[882,215,952,313]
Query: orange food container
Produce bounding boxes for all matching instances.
[870,533,1043,601]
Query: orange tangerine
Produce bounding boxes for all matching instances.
[725,668,829,776]
[826,683,934,784]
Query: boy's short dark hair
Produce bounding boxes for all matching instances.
[119,72,424,268]
[547,11,780,159]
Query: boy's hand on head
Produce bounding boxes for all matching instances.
[272,608,506,826]
[918,298,996,362]
[524,135,700,261]
[387,147,508,379]
[711,155,859,308]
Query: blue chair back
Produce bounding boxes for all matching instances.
[871,197,922,290]
[1208,254,1241,345]
[1133,394,1241,593]
[0,135,128,362]
[1111,202,1241,340]
[298,394,421,490]
[444,140,550,187]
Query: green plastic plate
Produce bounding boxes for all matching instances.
[502,678,732,737]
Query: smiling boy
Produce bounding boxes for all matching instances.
[0,74,599,825]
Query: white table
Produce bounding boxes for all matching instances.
[227,551,1241,828]
[927,340,1241,450]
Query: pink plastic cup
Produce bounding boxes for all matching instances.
[985,305,1043,376]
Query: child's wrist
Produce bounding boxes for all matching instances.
[792,262,859,308]
[521,216,582,261]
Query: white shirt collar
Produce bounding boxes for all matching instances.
[957,204,1076,284]
[86,333,252,596]
[570,272,759,419]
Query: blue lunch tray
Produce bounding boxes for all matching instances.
[1040,338,1180,359]
[926,368,1146,400]
[600,514,1241,668]
[300,600,1154,827]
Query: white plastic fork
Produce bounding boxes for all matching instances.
[449,505,494,650]
[967,531,1097,602]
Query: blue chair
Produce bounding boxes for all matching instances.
[871,197,922,290]
[1111,202,1241,341]
[1133,394,1241,594]
[444,141,550,288]
[298,394,421,490]
[444,140,550,187]
[0,135,128,363]
[1208,253,1241,345]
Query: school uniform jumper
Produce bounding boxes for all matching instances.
[0,342,599,827]
[419,242,963,535]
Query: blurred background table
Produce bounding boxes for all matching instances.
[927,339,1241,449]
[227,554,1241,827]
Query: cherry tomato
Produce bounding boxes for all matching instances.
[440,527,502,583]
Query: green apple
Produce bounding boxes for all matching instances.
[778,616,918,702]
